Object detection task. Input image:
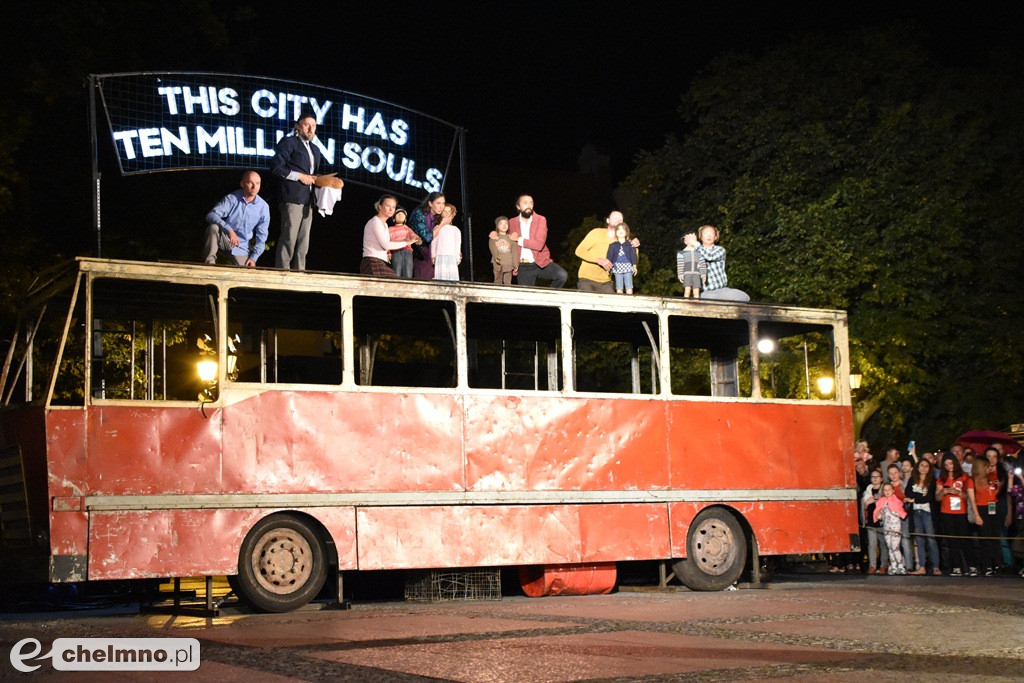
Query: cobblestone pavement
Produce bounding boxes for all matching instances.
[1,575,1022,681]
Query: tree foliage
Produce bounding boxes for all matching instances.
[618,24,1024,445]
[0,1,265,328]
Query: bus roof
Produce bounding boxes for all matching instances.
[52,257,846,325]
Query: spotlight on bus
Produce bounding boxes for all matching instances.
[816,376,835,396]
[757,338,775,354]
[197,359,218,383]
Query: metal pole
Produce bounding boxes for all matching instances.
[88,75,102,257]
[458,129,472,280]
[803,337,811,398]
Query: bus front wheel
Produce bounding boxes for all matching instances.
[673,508,747,591]
[236,514,328,612]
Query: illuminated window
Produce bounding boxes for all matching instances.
[755,322,835,401]
[90,278,217,401]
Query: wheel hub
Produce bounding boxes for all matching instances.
[691,518,737,576]
[251,529,313,594]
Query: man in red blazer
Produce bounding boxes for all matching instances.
[508,194,568,288]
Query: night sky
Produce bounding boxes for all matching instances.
[7,2,1024,275]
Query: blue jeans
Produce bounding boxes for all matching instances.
[866,526,889,569]
[912,509,941,570]
[614,271,634,291]
[900,516,914,570]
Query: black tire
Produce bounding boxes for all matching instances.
[235,514,328,612]
[673,507,747,591]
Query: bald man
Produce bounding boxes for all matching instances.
[203,171,270,267]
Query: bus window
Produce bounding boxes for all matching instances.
[50,287,86,406]
[353,296,457,388]
[668,315,752,398]
[571,309,660,395]
[756,322,836,400]
[227,288,342,385]
[91,278,217,401]
[465,302,562,391]
[3,284,83,407]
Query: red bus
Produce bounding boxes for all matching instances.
[1,258,857,611]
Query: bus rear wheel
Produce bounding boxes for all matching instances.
[673,508,747,591]
[236,514,327,612]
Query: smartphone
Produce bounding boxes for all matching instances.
[907,440,915,452]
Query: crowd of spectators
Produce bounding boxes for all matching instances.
[833,440,1024,577]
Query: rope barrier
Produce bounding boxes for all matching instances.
[857,524,1024,542]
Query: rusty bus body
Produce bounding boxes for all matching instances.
[0,258,857,610]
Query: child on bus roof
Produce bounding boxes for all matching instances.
[431,204,462,281]
[489,216,519,285]
[676,231,706,299]
[605,223,638,294]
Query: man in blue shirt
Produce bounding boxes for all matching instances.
[203,171,270,267]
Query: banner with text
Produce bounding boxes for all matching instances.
[96,73,460,196]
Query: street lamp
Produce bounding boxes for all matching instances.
[849,373,862,391]
[197,359,218,383]
[757,338,776,395]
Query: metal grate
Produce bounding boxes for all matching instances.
[404,568,502,603]
[0,445,32,546]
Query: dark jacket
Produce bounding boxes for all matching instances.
[270,135,322,205]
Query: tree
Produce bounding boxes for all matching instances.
[618,23,1024,446]
[0,2,266,331]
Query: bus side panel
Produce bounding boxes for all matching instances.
[356,504,670,570]
[49,511,88,581]
[86,406,222,494]
[666,403,854,490]
[669,501,858,557]
[463,396,669,491]
[47,410,87,497]
[51,510,89,556]
[87,507,357,579]
[579,503,671,560]
[1,408,51,546]
[220,391,464,493]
